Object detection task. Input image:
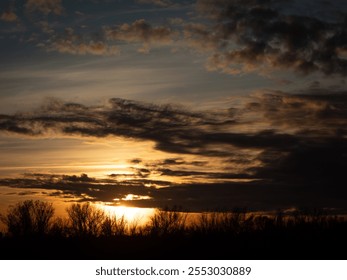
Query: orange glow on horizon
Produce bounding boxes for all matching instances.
[94,203,156,226]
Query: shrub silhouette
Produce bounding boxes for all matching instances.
[0,200,54,237]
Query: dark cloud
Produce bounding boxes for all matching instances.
[104,19,178,53]
[61,173,96,183]
[1,173,346,212]
[0,93,345,154]
[39,18,178,55]
[126,158,252,183]
[0,11,17,22]
[137,0,174,8]
[245,91,347,133]
[149,158,208,168]
[25,0,64,15]
[190,0,347,75]
[24,173,95,183]
[241,91,347,184]
[183,22,219,52]
[154,168,252,180]
[253,139,347,184]
[3,0,347,77]
[47,39,120,55]
[0,173,165,203]
[1,90,346,188]
[129,158,142,164]
[43,27,120,55]
[161,158,185,165]
[132,167,151,178]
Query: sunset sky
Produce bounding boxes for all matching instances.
[0,0,346,215]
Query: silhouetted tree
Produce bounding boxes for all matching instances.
[148,206,187,236]
[66,203,105,237]
[101,215,127,236]
[0,200,54,237]
[49,217,70,237]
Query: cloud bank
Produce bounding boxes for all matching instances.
[1,90,346,187]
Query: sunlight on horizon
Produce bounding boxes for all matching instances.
[94,203,156,226]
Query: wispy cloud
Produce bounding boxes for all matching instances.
[137,0,174,8]
[25,0,64,15]
[40,27,119,55]
[39,19,178,55]
[104,19,179,53]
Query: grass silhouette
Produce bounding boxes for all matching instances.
[0,200,346,259]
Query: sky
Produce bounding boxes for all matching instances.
[0,0,347,215]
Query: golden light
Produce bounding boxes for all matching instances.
[94,203,156,226]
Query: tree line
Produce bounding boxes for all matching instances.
[0,199,345,238]
[0,200,346,259]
